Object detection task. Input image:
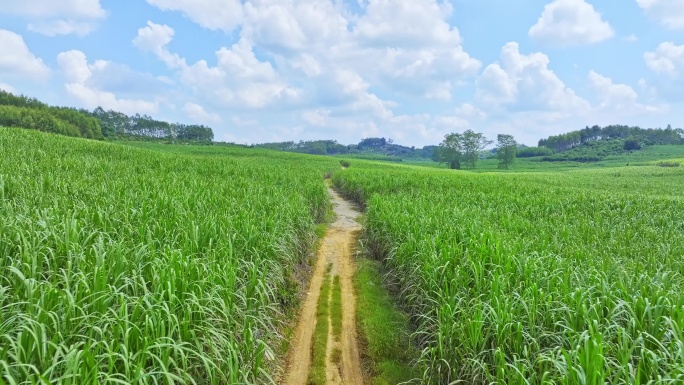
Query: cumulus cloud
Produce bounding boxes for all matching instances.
[240,0,481,100]
[127,2,676,147]
[455,103,487,120]
[133,21,185,69]
[28,20,97,37]
[301,109,330,126]
[57,50,158,114]
[0,0,105,36]
[476,42,590,113]
[135,21,302,109]
[146,0,242,32]
[636,0,684,29]
[182,102,221,124]
[624,34,638,43]
[354,0,461,48]
[0,0,104,18]
[529,0,614,46]
[87,62,170,96]
[588,70,661,112]
[0,82,15,93]
[347,0,481,99]
[0,30,51,80]
[185,39,302,108]
[644,42,684,76]
[142,0,480,104]
[241,1,348,54]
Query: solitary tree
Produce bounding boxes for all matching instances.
[496,134,517,169]
[461,130,492,169]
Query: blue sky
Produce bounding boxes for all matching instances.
[1,0,683,146]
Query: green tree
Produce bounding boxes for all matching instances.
[623,137,642,151]
[496,134,517,169]
[438,133,463,169]
[438,131,492,169]
[461,130,492,169]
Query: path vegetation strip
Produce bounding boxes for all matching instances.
[307,266,332,385]
[330,275,343,341]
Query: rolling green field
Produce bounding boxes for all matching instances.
[4,127,684,384]
[0,128,338,384]
[333,162,684,384]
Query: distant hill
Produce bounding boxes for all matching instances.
[535,124,684,162]
[254,137,437,161]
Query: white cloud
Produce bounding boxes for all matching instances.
[587,70,660,112]
[182,102,221,124]
[133,21,186,69]
[636,0,684,29]
[135,22,301,109]
[241,1,348,54]
[0,30,51,80]
[476,42,590,113]
[301,109,330,126]
[644,42,684,76]
[434,115,471,130]
[456,103,487,120]
[0,0,104,18]
[57,50,158,115]
[87,62,170,96]
[625,34,639,43]
[0,0,105,36]
[0,82,15,93]
[145,0,242,32]
[588,70,669,119]
[120,3,670,147]
[529,0,614,46]
[28,20,96,37]
[476,63,518,105]
[347,0,480,100]
[354,0,461,48]
[142,0,480,103]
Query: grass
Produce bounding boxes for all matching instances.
[334,159,684,384]
[355,259,419,385]
[331,348,342,365]
[314,223,329,239]
[8,127,684,384]
[308,265,332,385]
[331,276,343,341]
[0,127,340,384]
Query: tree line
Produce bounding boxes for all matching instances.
[0,90,214,142]
[0,91,103,139]
[538,124,684,152]
[89,107,214,142]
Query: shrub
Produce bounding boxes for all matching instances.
[623,137,642,151]
[517,146,554,158]
[656,161,680,167]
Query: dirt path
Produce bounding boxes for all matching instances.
[283,188,364,385]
